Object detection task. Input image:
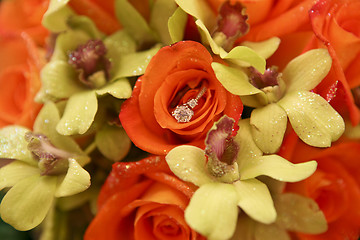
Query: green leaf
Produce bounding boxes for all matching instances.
[42,0,74,32]
[224,46,266,73]
[0,162,39,191]
[278,91,345,147]
[54,158,91,197]
[0,175,57,231]
[34,102,84,155]
[150,0,177,45]
[96,78,132,99]
[111,44,161,78]
[275,193,328,234]
[66,15,104,39]
[115,0,158,45]
[212,62,264,97]
[168,7,188,43]
[185,183,239,240]
[241,37,281,59]
[240,155,317,182]
[250,103,288,154]
[56,91,98,135]
[233,179,276,224]
[166,145,213,186]
[38,60,86,101]
[0,126,36,166]
[95,124,131,162]
[175,0,216,30]
[283,49,332,93]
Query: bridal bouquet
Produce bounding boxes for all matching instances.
[0,0,360,239]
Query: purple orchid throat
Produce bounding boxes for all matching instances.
[205,116,239,166]
[212,0,249,50]
[249,66,280,89]
[25,132,72,175]
[68,39,111,86]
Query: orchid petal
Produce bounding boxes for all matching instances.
[38,60,86,101]
[0,175,57,231]
[241,37,281,59]
[51,29,92,62]
[95,124,131,162]
[168,7,188,43]
[55,158,91,197]
[34,102,85,156]
[115,0,158,45]
[224,46,266,73]
[111,44,161,78]
[275,193,327,234]
[233,179,276,224]
[283,49,332,93]
[0,161,39,190]
[185,183,239,240]
[175,0,216,30]
[278,91,345,147]
[240,155,317,182]
[96,78,132,99]
[211,62,264,96]
[104,30,136,56]
[254,223,291,240]
[56,91,98,135]
[235,119,263,163]
[0,126,35,166]
[166,145,213,186]
[66,15,104,39]
[150,0,177,45]
[42,0,73,32]
[195,19,222,55]
[250,103,287,154]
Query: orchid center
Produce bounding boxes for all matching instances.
[212,1,249,51]
[249,66,286,103]
[25,132,72,176]
[205,116,240,183]
[68,39,111,89]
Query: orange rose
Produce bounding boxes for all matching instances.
[119,41,242,155]
[0,0,49,46]
[84,156,205,240]
[281,133,360,240]
[307,0,360,125]
[0,32,43,129]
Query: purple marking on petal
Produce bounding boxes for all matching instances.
[68,39,111,87]
[249,66,279,89]
[212,1,249,51]
[0,158,15,168]
[25,132,71,175]
[205,116,239,166]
